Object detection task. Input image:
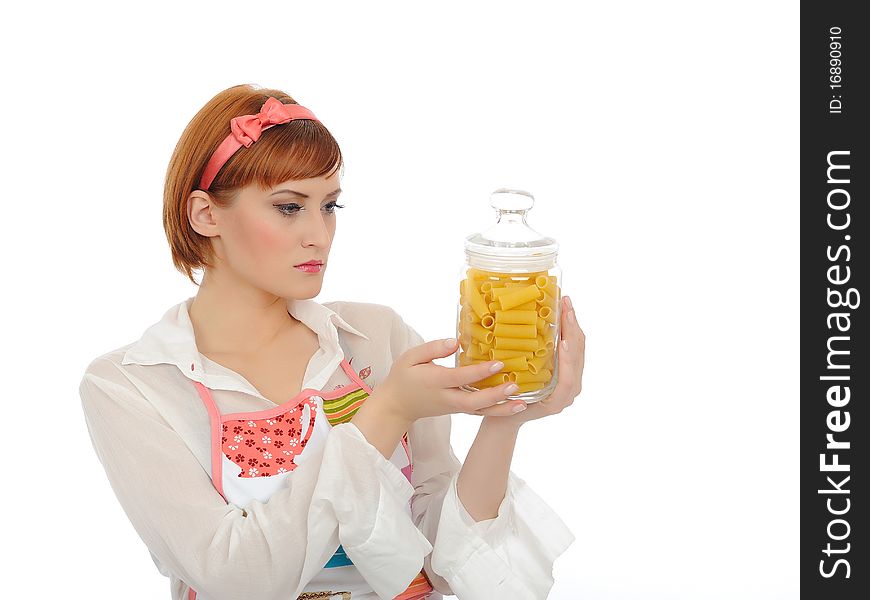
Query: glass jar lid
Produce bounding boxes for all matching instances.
[465,188,559,272]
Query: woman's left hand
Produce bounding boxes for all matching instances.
[478,295,585,426]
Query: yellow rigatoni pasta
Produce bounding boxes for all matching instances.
[535,275,560,300]
[539,305,556,325]
[494,336,538,352]
[493,323,537,339]
[498,285,543,311]
[514,381,547,393]
[458,268,562,395]
[459,333,472,352]
[468,345,490,361]
[480,281,501,293]
[469,284,489,319]
[536,290,557,310]
[513,368,551,384]
[495,309,538,325]
[471,372,511,389]
[491,299,536,312]
[470,322,494,344]
[500,355,529,372]
[490,348,535,360]
[490,287,516,300]
[464,309,482,325]
[528,355,548,374]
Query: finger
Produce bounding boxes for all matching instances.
[448,381,519,413]
[440,358,509,388]
[402,337,461,367]
[557,296,585,397]
[560,297,585,361]
[474,399,528,417]
[568,300,586,373]
[560,296,579,340]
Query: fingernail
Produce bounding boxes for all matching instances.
[489,361,505,373]
[444,338,457,347]
[568,310,576,324]
[505,383,519,395]
[512,403,527,413]
[565,296,573,310]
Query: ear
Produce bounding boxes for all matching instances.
[187,190,220,238]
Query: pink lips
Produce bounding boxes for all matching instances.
[295,261,323,273]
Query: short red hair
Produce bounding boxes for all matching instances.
[163,84,343,286]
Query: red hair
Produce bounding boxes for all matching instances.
[162,84,343,286]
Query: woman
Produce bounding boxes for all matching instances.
[79,84,585,600]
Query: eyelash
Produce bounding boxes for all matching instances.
[276,201,345,217]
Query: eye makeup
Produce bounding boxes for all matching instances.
[276,201,345,217]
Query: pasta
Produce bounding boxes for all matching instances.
[471,372,512,388]
[468,283,489,319]
[493,323,537,339]
[457,267,561,397]
[498,285,543,311]
[494,309,538,325]
[512,368,552,384]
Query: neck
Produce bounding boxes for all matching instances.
[188,269,300,357]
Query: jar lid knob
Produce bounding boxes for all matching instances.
[490,188,535,213]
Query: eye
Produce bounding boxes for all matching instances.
[276,203,302,216]
[275,202,345,217]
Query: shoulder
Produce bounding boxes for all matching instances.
[323,300,406,336]
[80,343,135,382]
[323,300,399,323]
[323,300,425,353]
[78,341,156,414]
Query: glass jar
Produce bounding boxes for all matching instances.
[455,188,562,404]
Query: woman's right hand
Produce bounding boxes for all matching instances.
[373,337,527,423]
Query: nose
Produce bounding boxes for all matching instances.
[301,207,333,248]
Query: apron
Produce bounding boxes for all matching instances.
[186,357,435,600]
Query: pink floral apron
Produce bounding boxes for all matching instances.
[186,357,434,600]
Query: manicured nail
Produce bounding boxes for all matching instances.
[512,403,527,413]
[489,361,505,373]
[505,383,520,394]
[566,296,573,311]
[444,338,457,347]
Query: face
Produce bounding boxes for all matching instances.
[188,171,343,299]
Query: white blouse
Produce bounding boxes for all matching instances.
[79,296,575,599]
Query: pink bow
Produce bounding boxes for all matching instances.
[230,97,313,147]
[198,97,320,189]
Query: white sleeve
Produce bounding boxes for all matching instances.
[390,310,576,599]
[310,422,434,599]
[79,359,431,600]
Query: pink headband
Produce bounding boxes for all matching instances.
[198,97,320,190]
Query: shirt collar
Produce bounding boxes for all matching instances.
[121,295,369,378]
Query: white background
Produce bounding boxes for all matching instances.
[1,1,798,598]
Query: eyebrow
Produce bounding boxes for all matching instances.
[270,188,342,199]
